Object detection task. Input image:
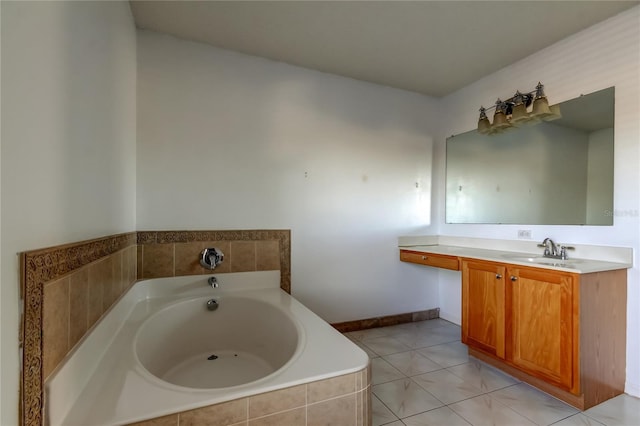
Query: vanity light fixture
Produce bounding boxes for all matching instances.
[477,82,561,135]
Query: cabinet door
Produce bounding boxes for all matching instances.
[462,260,506,358]
[508,267,578,392]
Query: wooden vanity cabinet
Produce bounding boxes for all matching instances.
[461,258,626,409]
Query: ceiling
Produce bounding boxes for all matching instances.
[130,1,638,97]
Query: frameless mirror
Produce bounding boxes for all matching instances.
[446,87,614,225]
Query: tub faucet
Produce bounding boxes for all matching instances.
[200,247,224,270]
[208,276,219,288]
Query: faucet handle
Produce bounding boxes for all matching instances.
[537,243,551,256]
[200,247,224,270]
[559,245,575,260]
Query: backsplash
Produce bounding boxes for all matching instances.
[20,229,291,426]
[136,230,291,292]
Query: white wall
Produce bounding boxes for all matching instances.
[137,30,441,323]
[0,2,137,424]
[434,6,640,396]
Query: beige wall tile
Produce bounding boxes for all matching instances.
[137,245,144,279]
[248,384,306,418]
[69,268,89,349]
[202,241,231,273]
[121,248,130,294]
[356,365,371,390]
[248,407,305,426]
[179,399,247,426]
[112,250,124,299]
[43,277,70,379]
[230,241,256,272]
[88,259,106,326]
[307,394,357,426]
[308,373,356,404]
[129,245,138,286]
[100,256,116,312]
[127,414,179,426]
[356,388,371,426]
[175,242,205,276]
[255,240,280,271]
[142,244,174,278]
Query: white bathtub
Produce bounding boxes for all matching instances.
[46,271,369,425]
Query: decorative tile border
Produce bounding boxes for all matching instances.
[21,232,137,426]
[137,230,291,293]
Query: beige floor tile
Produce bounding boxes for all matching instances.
[490,383,578,425]
[446,359,519,392]
[361,336,412,356]
[402,406,471,426]
[583,394,640,426]
[412,369,484,405]
[449,394,537,426]
[372,357,405,385]
[418,341,469,368]
[382,350,442,376]
[552,413,605,426]
[393,326,461,349]
[352,339,378,358]
[346,328,389,341]
[372,378,443,418]
[372,394,399,426]
[341,321,635,426]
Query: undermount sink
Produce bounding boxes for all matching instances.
[501,254,582,268]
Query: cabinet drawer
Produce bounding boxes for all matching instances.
[400,250,460,270]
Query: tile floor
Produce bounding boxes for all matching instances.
[344,319,640,426]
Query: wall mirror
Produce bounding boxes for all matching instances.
[446,87,614,225]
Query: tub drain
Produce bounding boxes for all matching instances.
[207,354,218,360]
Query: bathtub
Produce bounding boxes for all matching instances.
[47,271,370,425]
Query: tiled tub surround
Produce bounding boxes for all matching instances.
[21,229,291,426]
[137,230,291,293]
[21,232,138,426]
[127,370,371,426]
[47,271,370,425]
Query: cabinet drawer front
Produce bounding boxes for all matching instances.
[400,250,460,270]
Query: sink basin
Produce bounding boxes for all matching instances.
[501,254,582,268]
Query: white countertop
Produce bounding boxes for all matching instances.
[398,236,633,274]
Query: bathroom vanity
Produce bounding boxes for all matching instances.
[399,237,631,410]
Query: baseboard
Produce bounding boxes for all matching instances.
[331,308,440,333]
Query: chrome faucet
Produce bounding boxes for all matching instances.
[538,238,575,260]
[208,276,219,288]
[538,238,558,257]
[200,247,224,270]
